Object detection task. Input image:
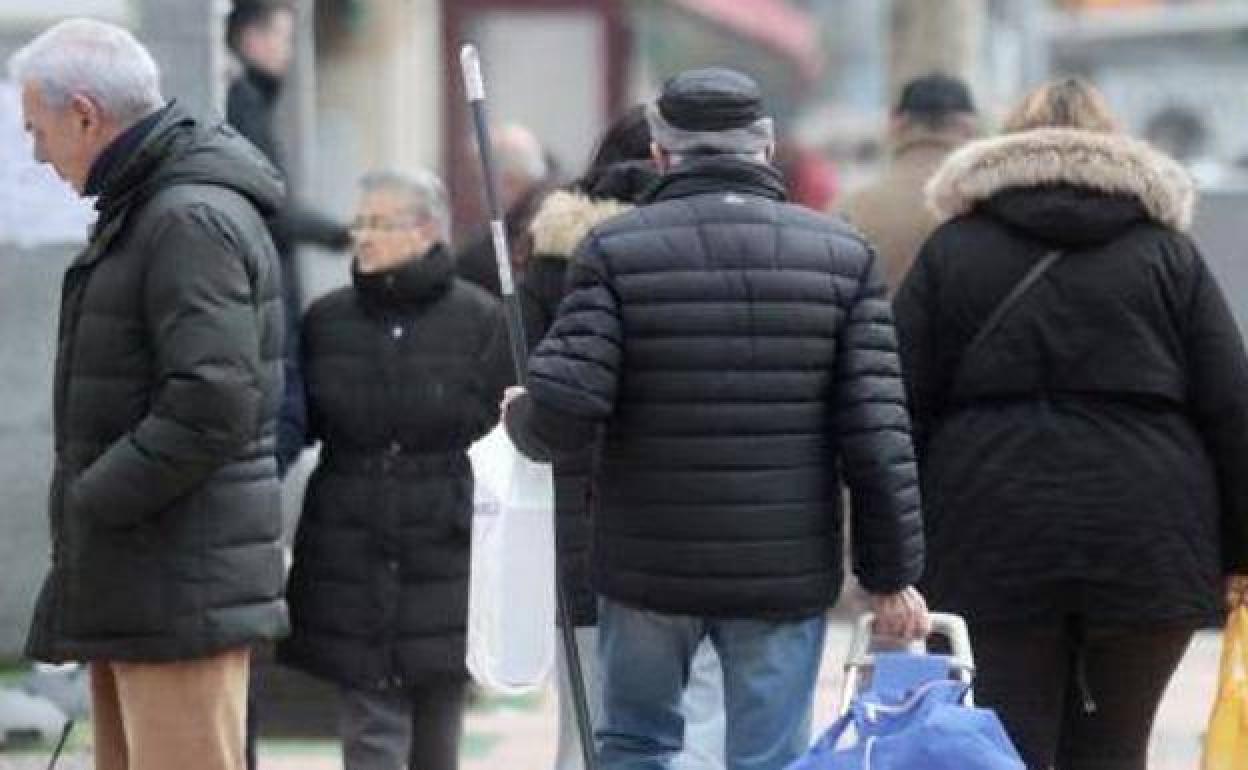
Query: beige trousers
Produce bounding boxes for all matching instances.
[89,647,250,770]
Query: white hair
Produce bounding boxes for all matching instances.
[361,169,452,241]
[8,18,164,126]
[495,124,549,183]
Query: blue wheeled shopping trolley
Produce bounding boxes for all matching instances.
[788,612,1025,770]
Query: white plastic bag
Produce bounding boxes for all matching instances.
[466,422,557,695]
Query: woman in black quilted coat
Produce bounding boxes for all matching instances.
[895,78,1248,770]
[278,170,510,770]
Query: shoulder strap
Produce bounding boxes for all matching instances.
[966,249,1065,353]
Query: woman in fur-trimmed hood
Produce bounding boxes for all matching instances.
[895,78,1248,770]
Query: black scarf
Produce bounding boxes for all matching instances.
[352,243,455,313]
[83,103,173,199]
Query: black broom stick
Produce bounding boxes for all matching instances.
[459,43,599,770]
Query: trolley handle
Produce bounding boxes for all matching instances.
[845,611,974,670]
[838,612,976,715]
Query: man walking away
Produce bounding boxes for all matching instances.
[504,68,929,770]
[12,19,288,770]
[841,73,978,292]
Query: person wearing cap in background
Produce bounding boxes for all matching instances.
[841,73,979,293]
[503,68,929,770]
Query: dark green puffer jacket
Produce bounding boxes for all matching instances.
[26,104,290,662]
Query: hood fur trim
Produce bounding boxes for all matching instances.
[926,128,1195,231]
[529,190,632,259]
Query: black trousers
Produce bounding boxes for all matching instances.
[245,656,261,770]
[339,677,467,770]
[972,618,1193,770]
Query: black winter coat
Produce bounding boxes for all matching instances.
[227,65,350,474]
[507,157,924,619]
[26,105,289,662]
[278,245,511,690]
[896,127,1248,626]
[520,190,633,626]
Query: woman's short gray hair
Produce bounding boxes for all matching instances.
[8,18,164,126]
[360,169,452,241]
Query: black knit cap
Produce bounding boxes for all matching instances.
[897,73,976,115]
[657,68,764,132]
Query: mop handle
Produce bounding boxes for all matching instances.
[460,44,527,383]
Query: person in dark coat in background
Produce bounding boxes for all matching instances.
[455,122,552,296]
[226,6,351,766]
[11,19,288,770]
[840,73,978,293]
[523,106,727,770]
[894,77,1248,770]
[505,69,929,770]
[278,169,511,770]
[226,0,351,474]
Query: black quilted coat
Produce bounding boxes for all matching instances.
[507,157,925,619]
[896,128,1248,626]
[279,245,511,690]
[26,105,289,662]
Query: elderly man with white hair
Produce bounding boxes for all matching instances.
[11,18,288,770]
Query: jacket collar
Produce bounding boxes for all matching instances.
[89,103,194,224]
[83,104,170,198]
[242,64,283,105]
[352,243,455,312]
[72,104,193,270]
[890,122,970,162]
[926,127,1195,232]
[644,155,787,205]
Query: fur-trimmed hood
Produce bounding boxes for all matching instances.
[926,128,1195,233]
[529,190,632,260]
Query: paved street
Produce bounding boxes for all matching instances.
[263,627,1223,770]
[1,623,1220,770]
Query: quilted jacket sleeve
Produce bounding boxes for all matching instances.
[834,245,925,595]
[71,204,266,529]
[506,234,622,460]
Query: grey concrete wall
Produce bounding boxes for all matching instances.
[0,246,72,658]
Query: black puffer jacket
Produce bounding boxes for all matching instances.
[521,189,634,627]
[278,245,511,690]
[896,127,1248,626]
[26,105,289,663]
[508,157,924,619]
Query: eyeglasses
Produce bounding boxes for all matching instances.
[348,216,427,233]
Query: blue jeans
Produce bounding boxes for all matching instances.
[597,598,827,770]
[555,629,726,770]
